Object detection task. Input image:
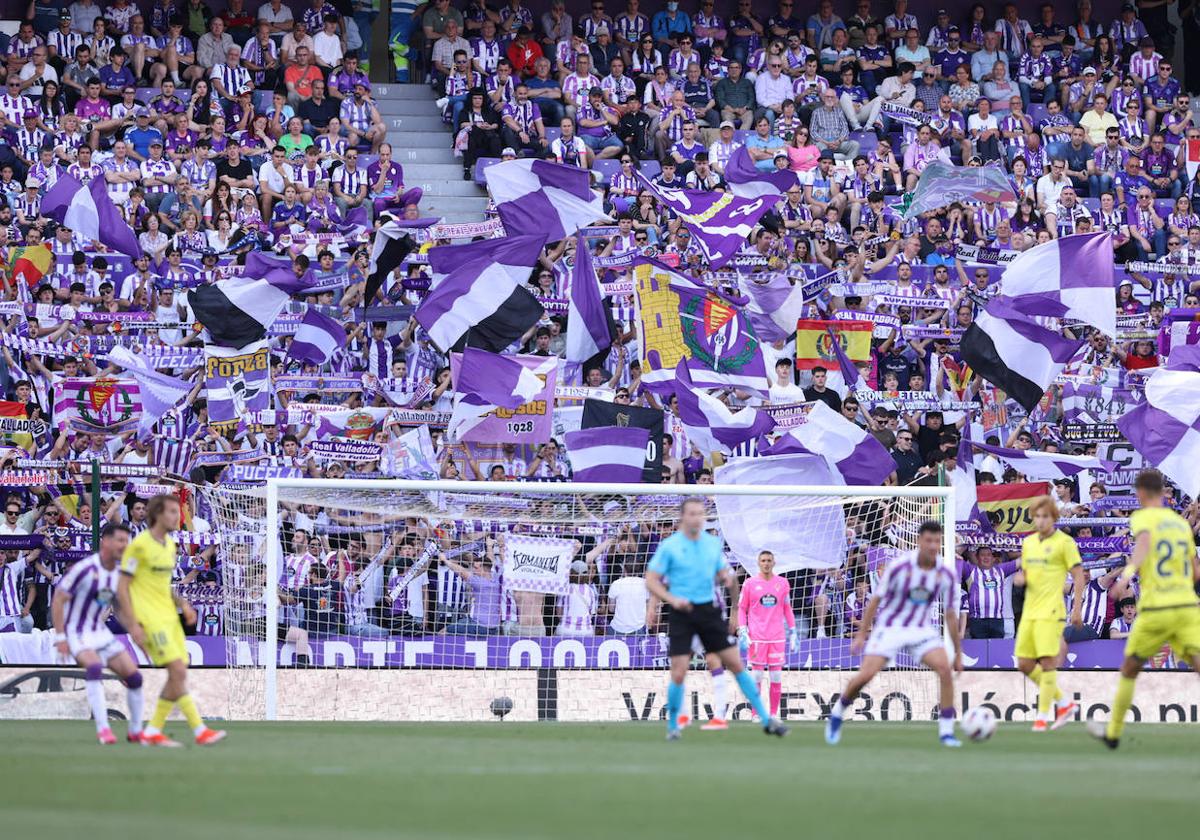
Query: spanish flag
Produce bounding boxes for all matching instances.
[976,482,1050,533]
[0,400,34,453]
[795,319,873,371]
[9,242,54,289]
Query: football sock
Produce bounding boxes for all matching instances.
[85,664,107,734]
[148,698,174,734]
[768,669,783,717]
[1027,665,1064,701]
[666,680,684,730]
[1106,676,1136,741]
[176,694,205,735]
[125,676,144,736]
[1037,670,1058,719]
[831,696,851,720]
[734,670,771,723]
[938,706,956,737]
[709,668,728,719]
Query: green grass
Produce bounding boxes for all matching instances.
[2,721,1198,839]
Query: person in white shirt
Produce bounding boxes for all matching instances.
[605,559,649,635]
[768,357,806,403]
[311,13,344,69]
[1035,157,1070,213]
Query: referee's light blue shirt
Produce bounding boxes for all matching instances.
[648,530,725,605]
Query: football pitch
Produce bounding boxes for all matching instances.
[3,721,1198,839]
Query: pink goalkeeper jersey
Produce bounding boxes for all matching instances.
[739,575,795,642]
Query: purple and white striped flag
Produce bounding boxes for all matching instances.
[566,232,611,362]
[960,295,1084,413]
[1001,232,1116,338]
[1116,345,1200,498]
[564,426,649,483]
[952,424,990,529]
[484,159,608,241]
[42,173,143,258]
[741,272,809,343]
[672,360,775,452]
[419,234,547,353]
[204,340,273,431]
[969,439,1117,480]
[760,400,895,485]
[449,348,547,440]
[152,437,196,479]
[636,173,777,269]
[723,145,798,199]
[105,346,192,438]
[287,307,346,366]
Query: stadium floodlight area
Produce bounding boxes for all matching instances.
[201,480,954,722]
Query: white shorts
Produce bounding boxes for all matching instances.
[67,629,127,662]
[863,626,943,664]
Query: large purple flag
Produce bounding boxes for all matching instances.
[449,348,549,440]
[673,361,775,451]
[104,346,191,438]
[484,159,608,241]
[287,307,347,365]
[1116,345,1200,498]
[190,251,316,348]
[564,426,649,483]
[723,145,798,199]
[741,272,809,343]
[636,173,777,269]
[42,173,143,258]
[826,325,864,390]
[968,440,1117,480]
[565,232,611,362]
[760,400,895,485]
[1002,232,1116,338]
[901,161,1017,220]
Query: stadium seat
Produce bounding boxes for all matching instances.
[474,157,501,185]
[592,159,621,186]
[1027,103,1049,125]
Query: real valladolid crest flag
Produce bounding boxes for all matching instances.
[52,377,142,433]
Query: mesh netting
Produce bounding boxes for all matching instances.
[201,482,951,722]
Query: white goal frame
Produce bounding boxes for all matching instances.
[261,478,955,721]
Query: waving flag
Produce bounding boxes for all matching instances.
[449,349,552,441]
[42,173,143,257]
[901,161,1017,220]
[636,173,777,269]
[960,296,1084,413]
[1185,138,1200,183]
[951,425,989,529]
[204,340,273,431]
[52,377,142,433]
[1116,345,1200,498]
[795,319,872,370]
[152,438,196,479]
[968,439,1117,480]
[286,307,347,366]
[565,232,612,362]
[723,145,798,199]
[826,325,864,390]
[976,481,1051,533]
[741,272,809,343]
[632,258,769,395]
[564,426,650,483]
[484,159,608,240]
[364,217,417,305]
[760,400,895,485]
[1000,232,1116,338]
[191,251,314,349]
[419,234,546,353]
[672,361,775,452]
[8,243,54,290]
[105,346,192,438]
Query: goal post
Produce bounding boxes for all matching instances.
[203,479,954,722]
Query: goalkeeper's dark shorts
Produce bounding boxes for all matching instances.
[667,602,734,657]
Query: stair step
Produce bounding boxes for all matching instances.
[401,161,472,179]
[419,196,489,217]
[382,114,451,132]
[385,132,455,149]
[375,83,434,100]
[376,99,441,115]
[410,179,484,197]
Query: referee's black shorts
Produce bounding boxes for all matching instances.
[667,602,734,657]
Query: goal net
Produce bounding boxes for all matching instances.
[200,480,953,723]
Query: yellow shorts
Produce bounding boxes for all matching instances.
[1014,617,1064,661]
[139,620,187,666]
[1124,606,1200,662]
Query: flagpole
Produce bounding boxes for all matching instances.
[90,457,101,551]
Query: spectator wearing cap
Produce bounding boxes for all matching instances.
[713,59,754,130]
[809,88,857,161]
[139,137,177,212]
[578,86,623,160]
[1108,3,1148,56]
[125,107,164,160]
[340,81,385,153]
[14,111,46,170]
[241,20,281,90]
[589,25,620,77]
[615,93,652,160]
[196,16,235,72]
[47,11,83,71]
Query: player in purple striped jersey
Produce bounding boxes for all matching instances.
[51,523,145,745]
[826,522,963,748]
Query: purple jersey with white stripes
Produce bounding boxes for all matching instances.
[873,551,956,629]
[957,558,1018,620]
[0,556,28,617]
[57,553,119,635]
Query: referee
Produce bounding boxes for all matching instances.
[645,498,789,740]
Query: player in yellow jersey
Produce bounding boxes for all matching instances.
[1014,496,1086,733]
[116,494,226,747]
[1089,469,1200,749]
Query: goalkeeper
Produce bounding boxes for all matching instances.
[645,498,788,741]
[737,550,800,720]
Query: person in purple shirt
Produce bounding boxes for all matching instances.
[1141,133,1179,198]
[442,543,503,635]
[1142,60,1180,134]
[97,47,137,99]
[956,546,1019,639]
[932,28,969,80]
[367,142,422,216]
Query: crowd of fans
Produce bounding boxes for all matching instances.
[0,0,1199,658]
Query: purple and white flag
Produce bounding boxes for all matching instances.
[191,251,316,349]
[105,346,192,438]
[969,440,1117,480]
[740,272,809,343]
[419,234,547,353]
[951,424,989,530]
[760,400,895,485]
[566,232,611,362]
[1001,232,1116,338]
[672,360,775,452]
[564,426,649,483]
[484,159,608,241]
[151,438,196,479]
[826,325,864,391]
[723,145,798,199]
[204,340,273,431]
[636,173,777,269]
[1116,345,1200,498]
[41,173,143,258]
[449,348,548,440]
[287,307,346,366]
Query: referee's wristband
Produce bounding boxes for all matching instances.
[53,633,67,643]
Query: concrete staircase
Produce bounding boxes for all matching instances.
[373,83,489,222]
